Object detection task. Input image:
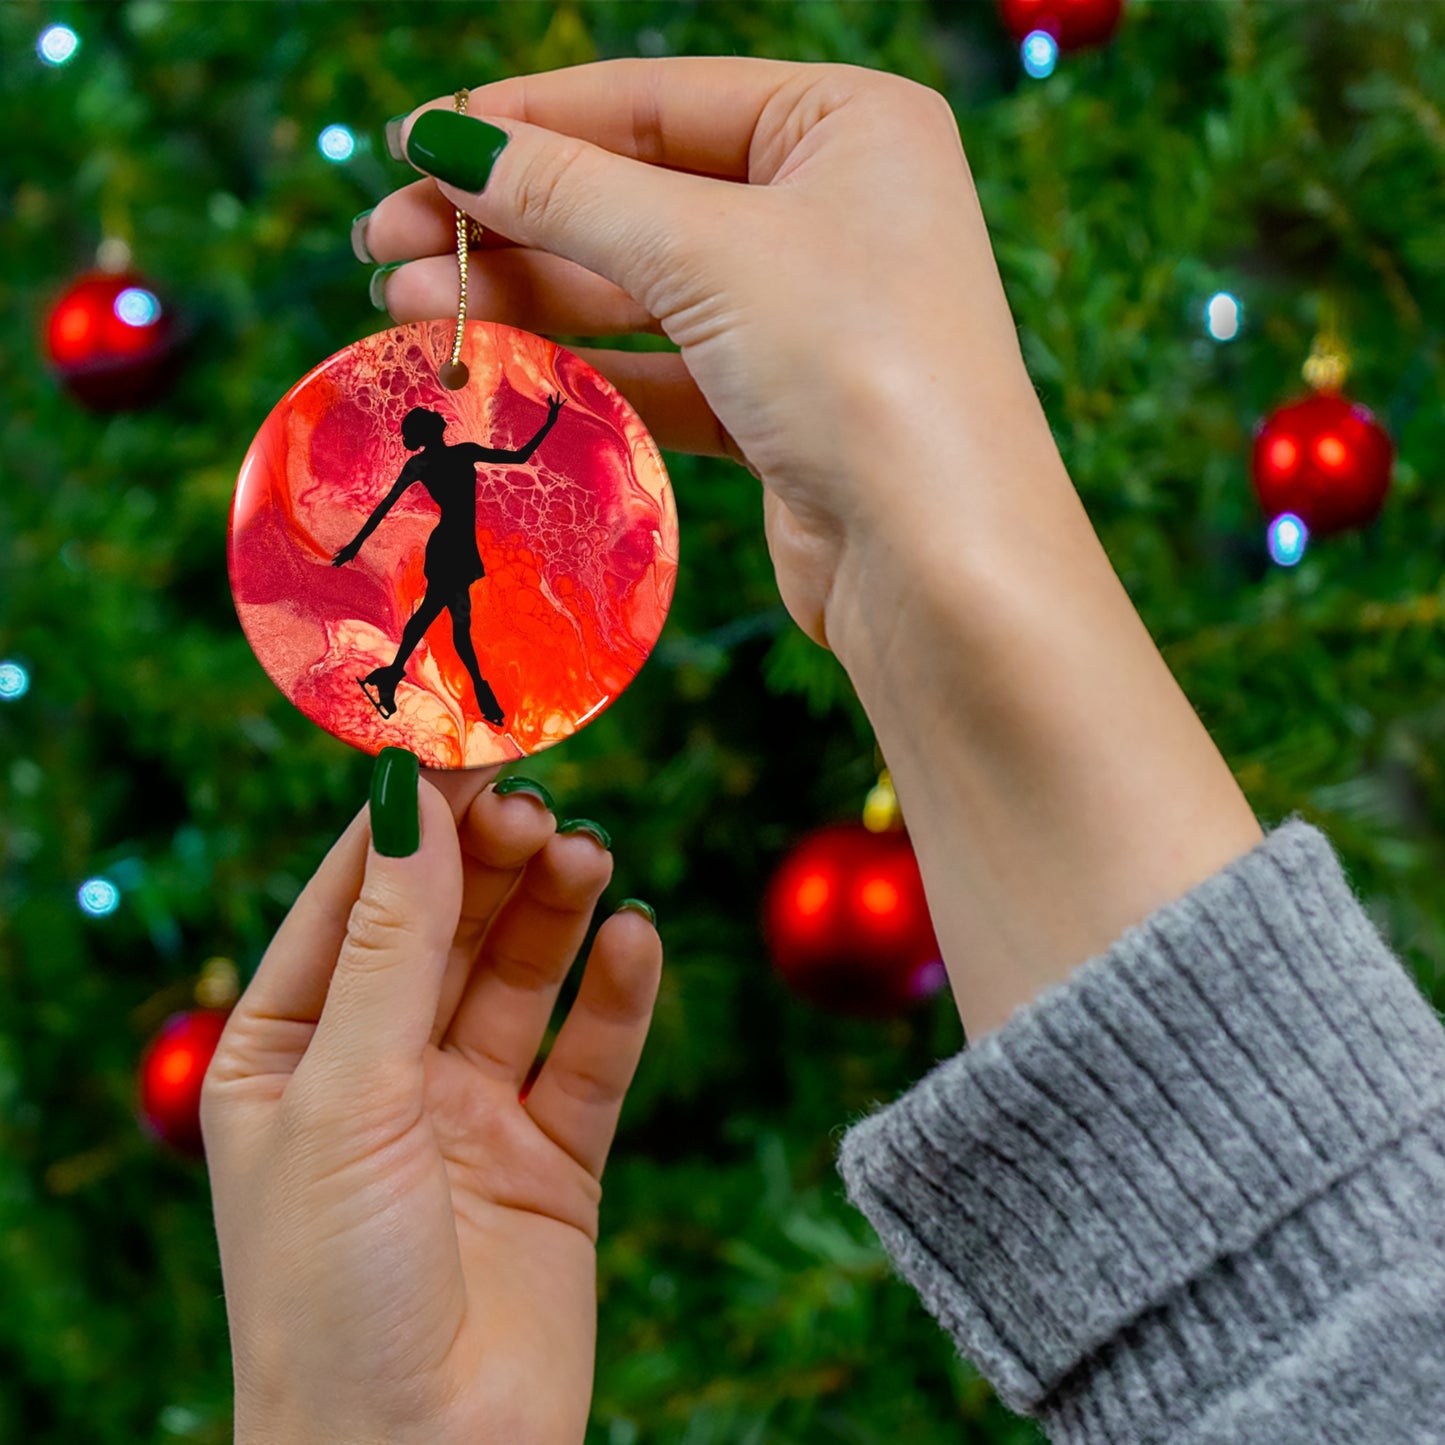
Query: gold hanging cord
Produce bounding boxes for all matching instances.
[439,88,486,391]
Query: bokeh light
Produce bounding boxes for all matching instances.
[858,876,900,918]
[114,287,162,328]
[1267,512,1309,567]
[0,660,29,700]
[78,878,121,917]
[318,124,356,162]
[794,872,831,918]
[37,24,79,66]
[1021,30,1059,79]
[1205,291,1242,341]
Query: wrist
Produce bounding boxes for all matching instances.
[825,432,1262,1040]
[824,377,1078,673]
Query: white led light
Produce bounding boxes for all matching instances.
[1022,30,1059,80]
[38,24,79,66]
[1205,291,1242,342]
[1267,512,1308,567]
[78,878,121,917]
[318,124,357,162]
[114,287,161,327]
[0,660,29,700]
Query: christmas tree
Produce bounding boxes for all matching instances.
[2,3,1442,1442]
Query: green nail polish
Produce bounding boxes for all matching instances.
[350,208,375,264]
[369,262,404,312]
[616,897,656,926]
[493,775,556,811]
[384,113,409,162]
[370,747,420,857]
[405,110,510,192]
[558,818,612,850]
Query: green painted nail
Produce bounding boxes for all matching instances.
[384,114,409,162]
[558,818,612,850]
[493,775,556,811]
[370,747,420,857]
[369,261,404,312]
[350,208,375,264]
[405,110,510,192]
[616,898,656,926]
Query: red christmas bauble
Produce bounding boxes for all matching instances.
[44,269,181,410]
[763,822,946,1018]
[998,0,1124,49]
[137,1008,231,1157]
[1251,391,1393,537]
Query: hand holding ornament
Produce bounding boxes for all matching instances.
[368,56,1262,1041]
[206,760,661,1445]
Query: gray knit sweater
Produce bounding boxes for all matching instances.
[835,815,1445,1443]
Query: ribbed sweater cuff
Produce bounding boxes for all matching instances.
[835,815,1445,1423]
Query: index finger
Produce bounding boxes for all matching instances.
[405,55,810,181]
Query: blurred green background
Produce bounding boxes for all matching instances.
[2,1,1443,1441]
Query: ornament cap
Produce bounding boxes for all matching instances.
[1303,298,1350,392]
[194,956,240,1010]
[1302,341,1349,393]
[862,767,902,832]
[96,236,133,273]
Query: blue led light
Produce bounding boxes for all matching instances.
[318,124,357,162]
[0,661,28,700]
[1021,30,1059,79]
[1267,512,1308,567]
[38,24,79,66]
[1205,291,1242,342]
[78,878,121,917]
[114,287,161,328]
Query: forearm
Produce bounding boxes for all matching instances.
[515,413,557,462]
[826,388,1262,1041]
[346,512,385,552]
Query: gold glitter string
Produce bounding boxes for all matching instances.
[439,88,485,390]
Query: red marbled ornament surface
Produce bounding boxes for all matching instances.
[229,321,677,768]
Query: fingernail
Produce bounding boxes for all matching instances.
[370,746,420,857]
[558,817,612,851]
[369,262,404,312]
[384,114,409,162]
[493,775,555,812]
[405,110,510,192]
[350,208,375,264]
[616,897,656,926]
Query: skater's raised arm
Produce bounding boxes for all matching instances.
[332,465,414,567]
[468,393,565,465]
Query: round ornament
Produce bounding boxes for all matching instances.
[137,1008,231,1157]
[998,0,1124,49]
[229,319,677,769]
[1251,391,1393,537]
[763,822,946,1018]
[44,268,181,410]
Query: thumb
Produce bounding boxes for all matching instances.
[301,748,463,1093]
[397,106,735,319]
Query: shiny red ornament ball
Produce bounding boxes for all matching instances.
[1251,392,1393,538]
[44,269,180,410]
[998,0,1124,49]
[763,822,946,1018]
[137,1009,231,1157]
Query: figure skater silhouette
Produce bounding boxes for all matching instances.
[332,395,564,727]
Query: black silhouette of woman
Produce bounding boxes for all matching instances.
[332,395,564,727]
